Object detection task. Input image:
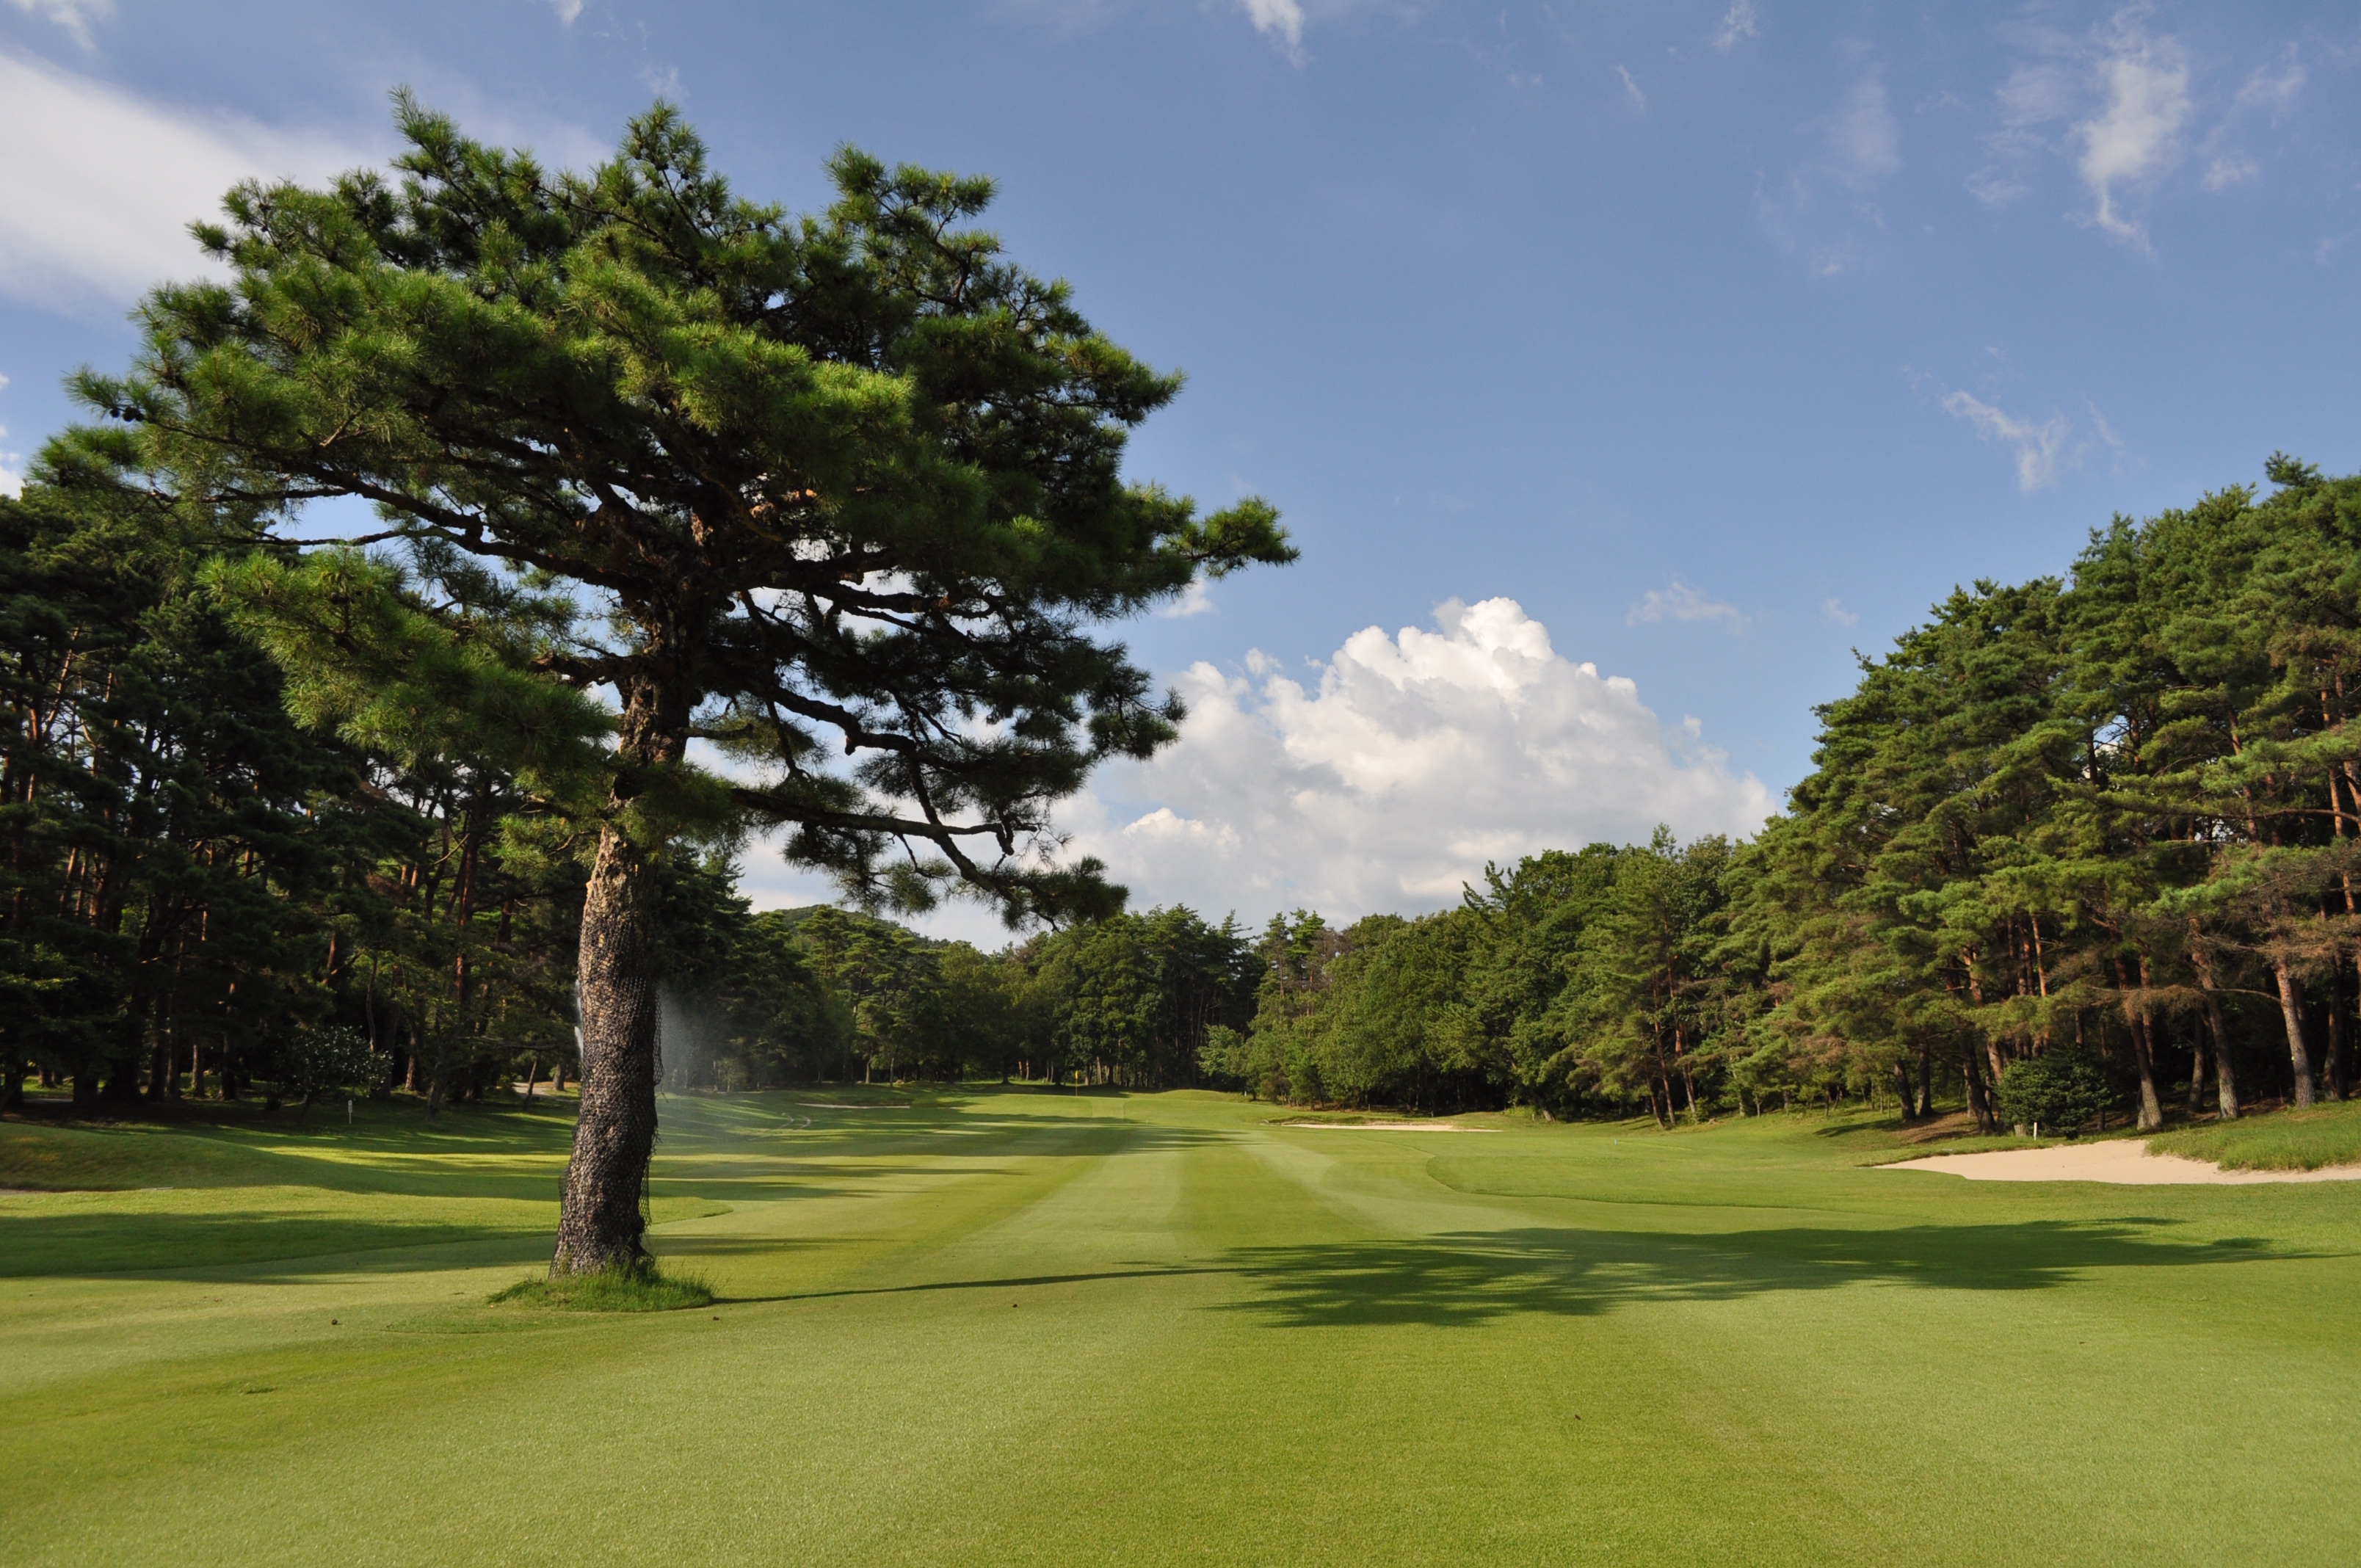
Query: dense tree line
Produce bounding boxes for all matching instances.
[0,433,589,1114]
[659,902,1261,1092]
[7,382,2351,1138]
[0,438,1256,1106]
[1203,458,2361,1132]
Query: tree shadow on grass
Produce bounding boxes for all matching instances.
[0,1103,1213,1219]
[672,1217,2299,1321]
[703,1263,1224,1306]
[1213,1220,2310,1329]
[0,1211,559,1281]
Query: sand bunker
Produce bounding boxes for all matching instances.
[1882,1139,2361,1185]
[1278,1119,1493,1133]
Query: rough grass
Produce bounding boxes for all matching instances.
[4,1089,2359,1567]
[490,1261,714,1312]
[2148,1096,2361,1170]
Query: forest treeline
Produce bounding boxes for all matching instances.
[0,430,1263,1108]
[1213,454,2361,1130]
[7,436,2360,1130]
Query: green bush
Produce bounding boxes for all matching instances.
[1995,1049,2114,1138]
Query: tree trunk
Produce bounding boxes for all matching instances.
[2324,973,2346,1104]
[2185,1015,2208,1114]
[1915,1042,1934,1119]
[2201,998,2238,1120]
[2271,958,2315,1109]
[1893,1058,1916,1121]
[2128,1011,2164,1131]
[2114,957,2164,1130]
[1962,1049,1995,1133]
[2188,932,2239,1119]
[552,821,661,1275]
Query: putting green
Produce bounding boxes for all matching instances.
[4,1089,2354,1566]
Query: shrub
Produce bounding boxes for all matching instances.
[278,1027,380,1119]
[1995,1049,2113,1138]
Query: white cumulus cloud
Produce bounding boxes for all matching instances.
[0,51,371,311]
[1161,578,1216,618]
[1063,598,1774,920]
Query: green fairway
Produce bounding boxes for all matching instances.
[4,1091,2356,1567]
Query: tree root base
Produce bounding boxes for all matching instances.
[491,1260,714,1313]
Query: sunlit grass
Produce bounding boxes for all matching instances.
[4,1086,2358,1565]
[2149,1097,2361,1170]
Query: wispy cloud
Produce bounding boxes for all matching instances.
[1826,65,1901,186]
[1628,581,1747,631]
[1972,11,2302,244]
[1820,598,1858,627]
[1757,50,1898,276]
[2201,156,2256,191]
[2075,21,2189,249]
[1709,1,1758,54]
[1940,389,2072,491]
[1614,63,1645,107]
[2084,398,2124,454]
[7,0,112,48]
[2236,56,2304,112]
[547,0,584,23]
[1241,0,1304,52]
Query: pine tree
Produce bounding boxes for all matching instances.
[93,98,1293,1271]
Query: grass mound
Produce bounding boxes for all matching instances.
[2147,1097,2361,1171]
[489,1260,715,1313]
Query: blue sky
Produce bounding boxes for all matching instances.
[4,1,2358,930]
